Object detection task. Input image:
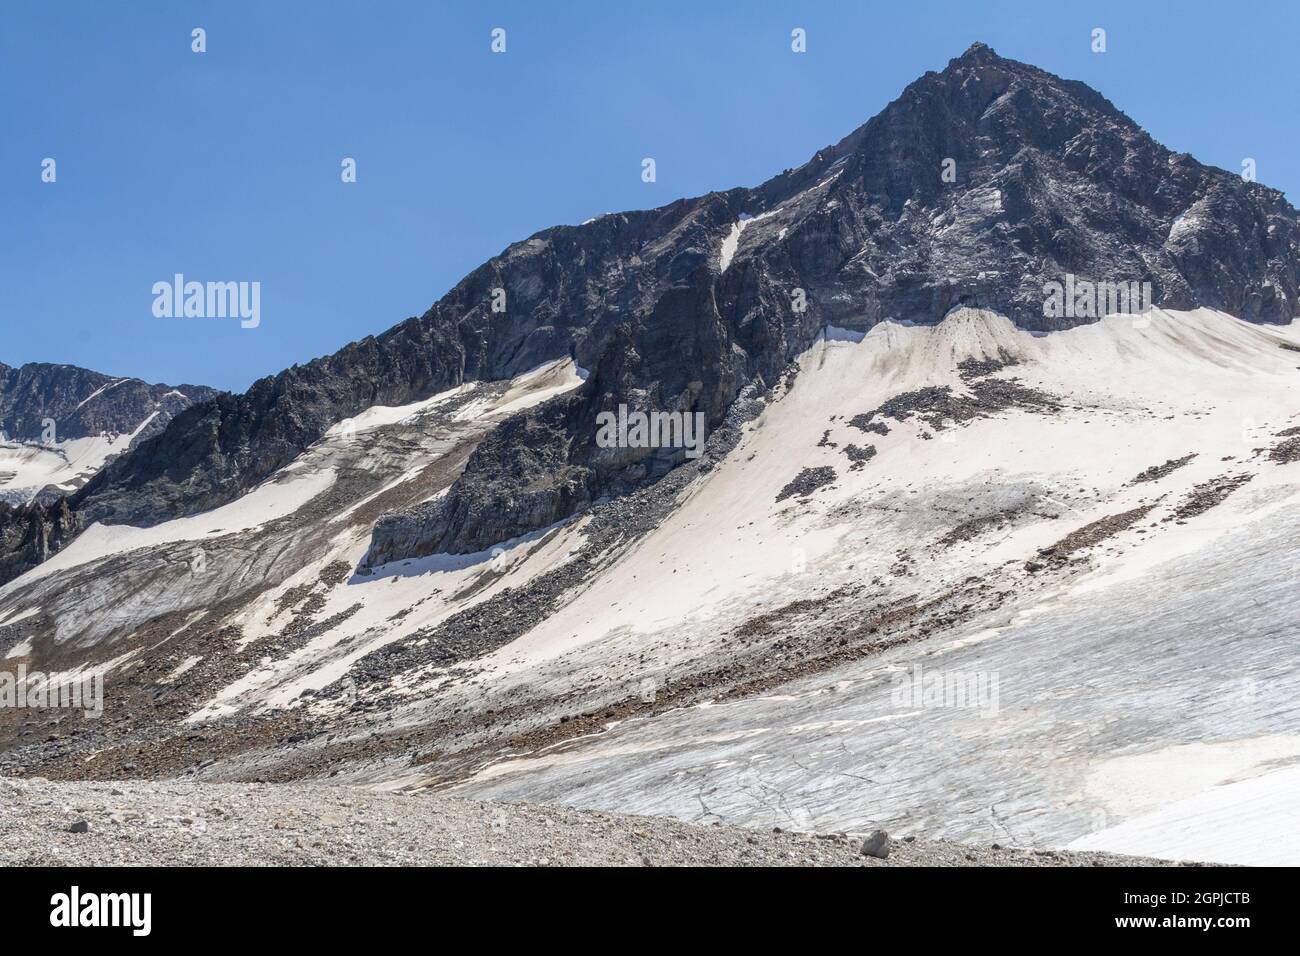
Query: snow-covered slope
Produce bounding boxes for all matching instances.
[3,311,1300,866]
[428,308,1300,864]
[0,358,586,647]
[0,418,161,505]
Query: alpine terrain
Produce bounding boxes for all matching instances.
[3,44,1299,866]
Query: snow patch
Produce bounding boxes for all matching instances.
[326,384,474,439]
[718,210,778,273]
[72,378,129,412]
[0,411,160,503]
[1068,738,1300,865]
[4,636,34,659]
[0,606,40,631]
[3,465,337,590]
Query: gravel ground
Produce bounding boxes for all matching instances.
[0,778,1180,867]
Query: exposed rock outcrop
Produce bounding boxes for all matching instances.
[0,362,213,444]
[0,497,79,584]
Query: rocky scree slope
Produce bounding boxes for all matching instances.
[3,42,1298,585]
[0,779,1181,867]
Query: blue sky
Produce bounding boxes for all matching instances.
[3,0,1297,391]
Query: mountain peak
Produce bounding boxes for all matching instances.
[956,41,999,61]
[12,41,1299,578]
[938,41,1041,85]
[942,40,1018,73]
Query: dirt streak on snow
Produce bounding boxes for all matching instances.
[1,466,337,594]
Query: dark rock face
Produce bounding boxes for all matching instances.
[368,393,602,562]
[745,42,1300,332]
[0,498,79,584]
[7,42,1300,581]
[0,363,214,445]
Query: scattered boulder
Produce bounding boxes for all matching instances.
[775,466,836,503]
[861,829,890,859]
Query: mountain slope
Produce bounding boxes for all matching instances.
[1,363,215,494]
[432,309,1300,867]
[4,40,1299,868]
[3,307,1298,866]
[0,362,213,448]
[0,363,214,578]
[2,42,1288,590]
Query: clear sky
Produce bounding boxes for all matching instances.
[3,0,1297,391]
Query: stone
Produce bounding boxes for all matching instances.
[861,830,890,859]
